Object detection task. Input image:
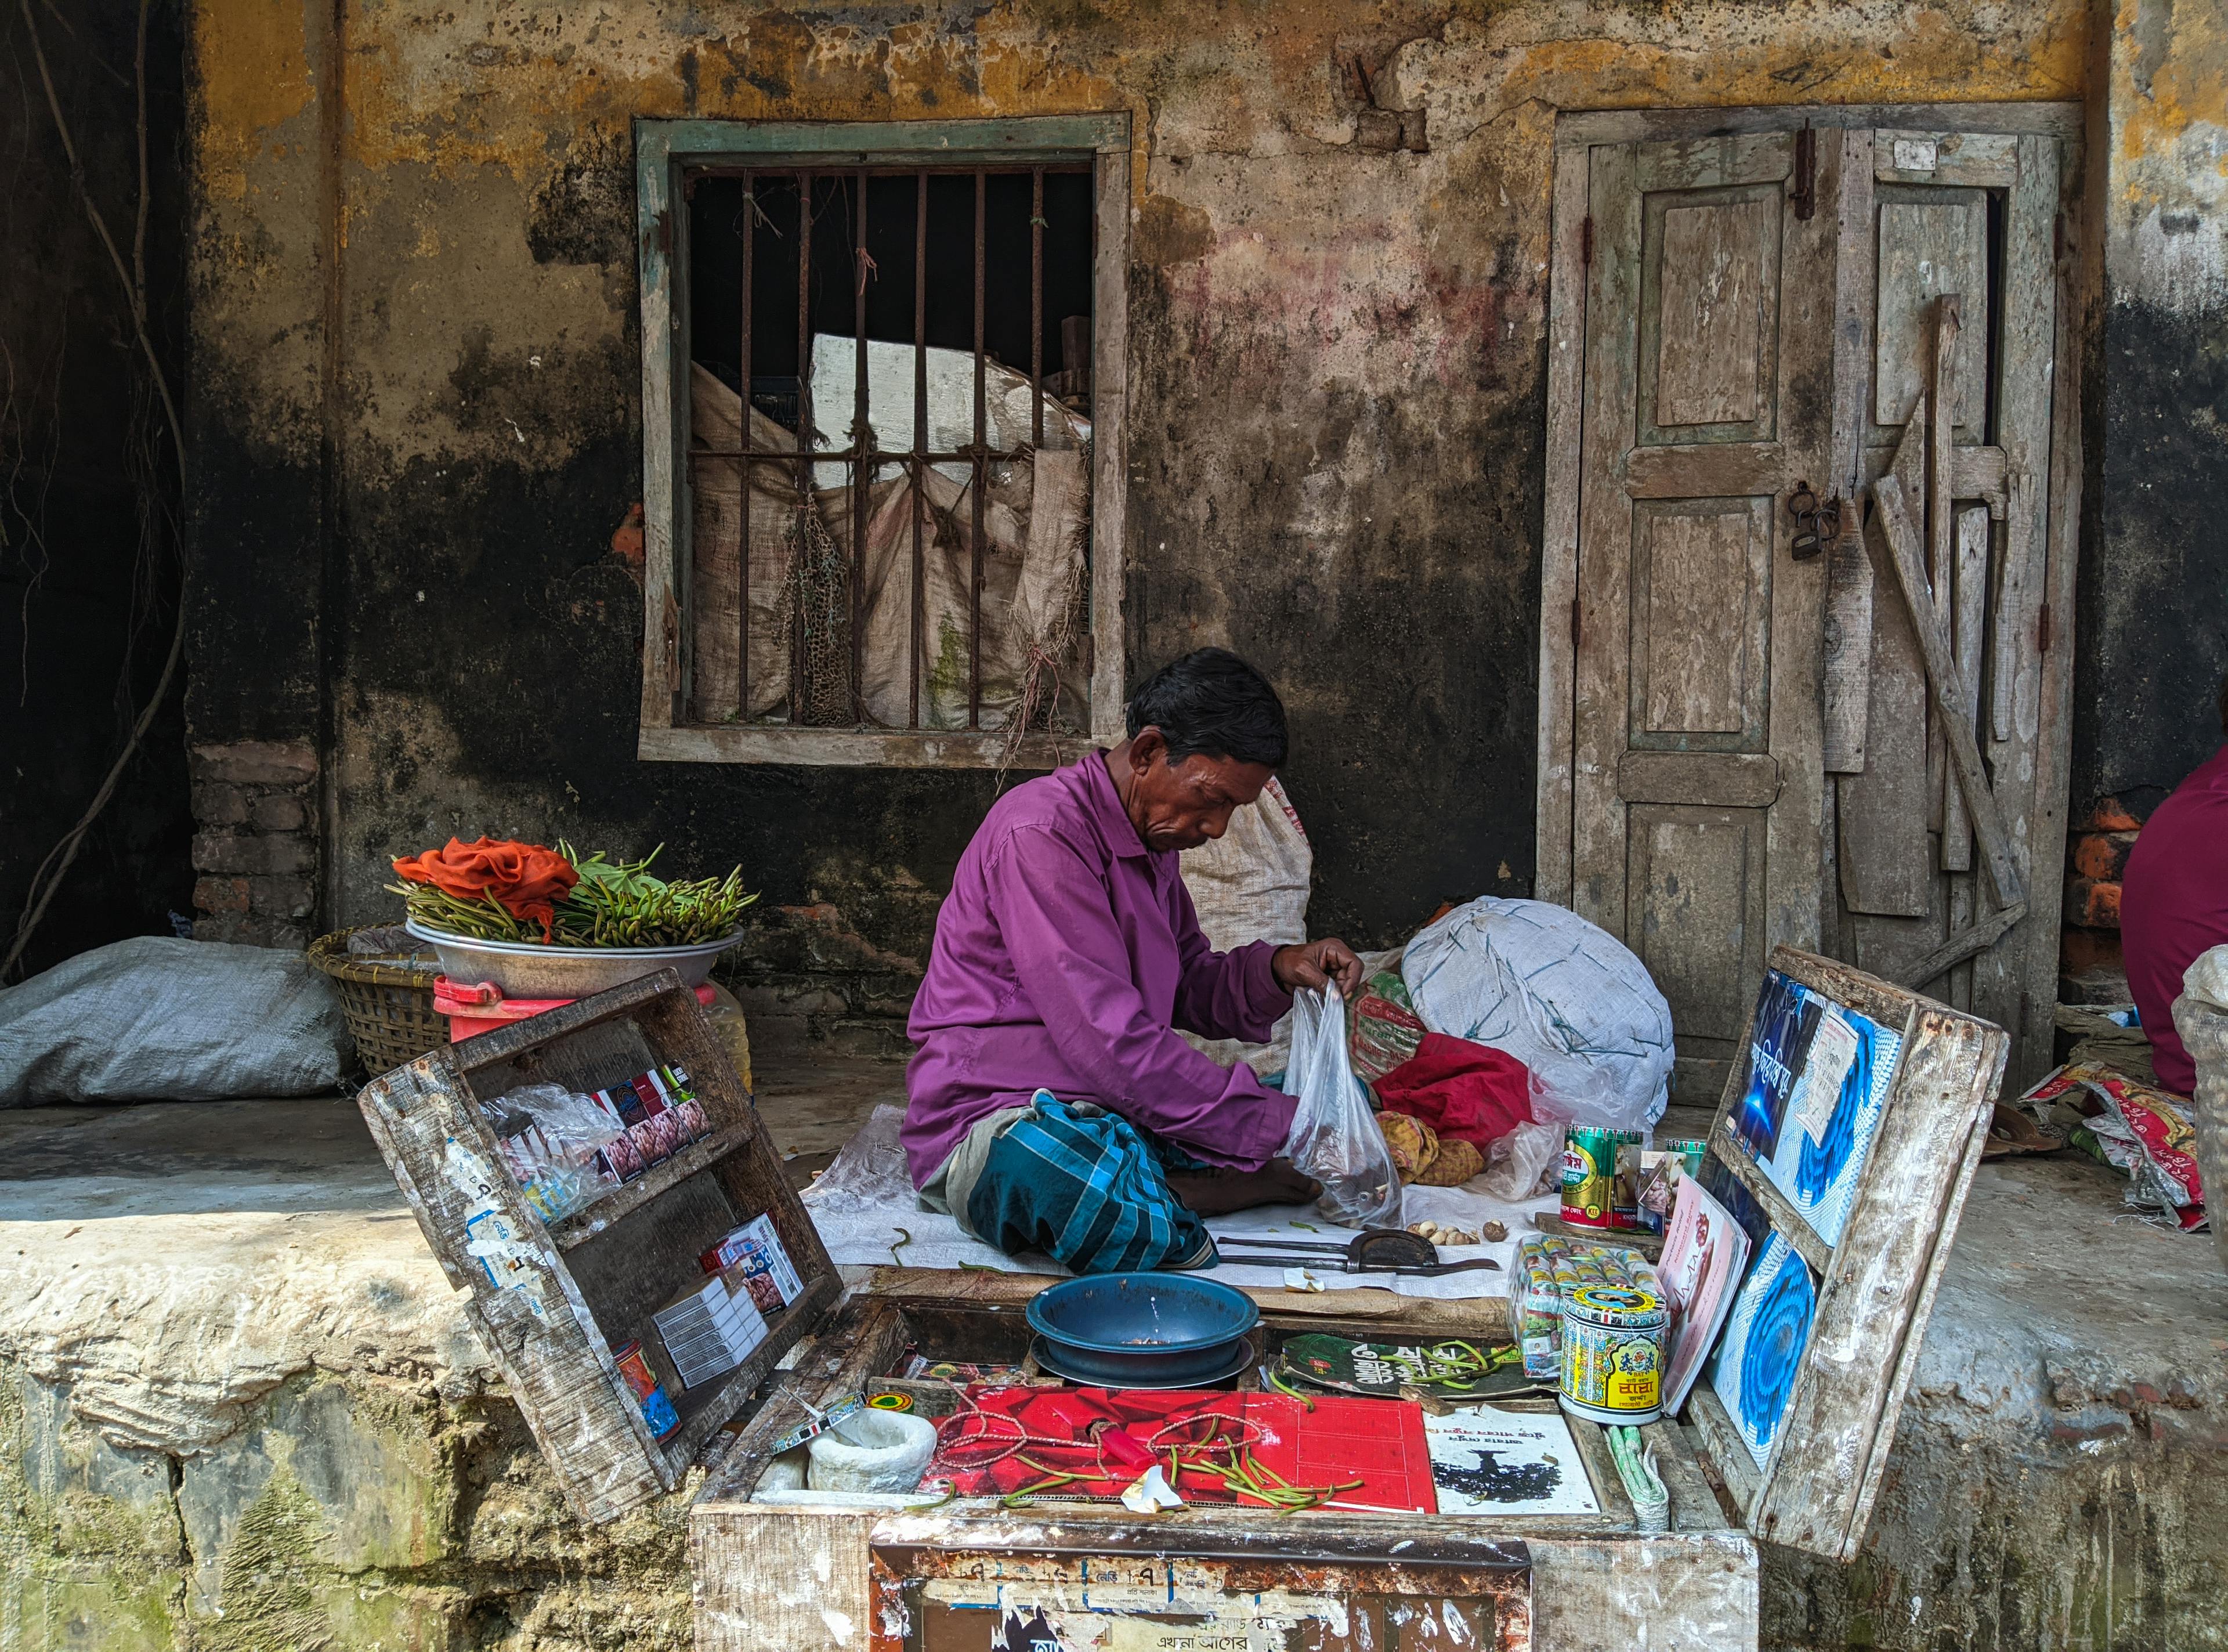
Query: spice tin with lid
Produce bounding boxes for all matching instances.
[1557,1282,1668,1425]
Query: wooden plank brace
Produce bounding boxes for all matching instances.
[1869,469,2028,913]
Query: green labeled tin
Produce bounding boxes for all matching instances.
[1560,1125,1643,1228]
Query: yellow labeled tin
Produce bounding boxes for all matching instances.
[1558,1282,1667,1425]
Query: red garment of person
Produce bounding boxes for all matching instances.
[392,837,579,941]
[1372,1032,1534,1154]
[2121,742,2228,1096]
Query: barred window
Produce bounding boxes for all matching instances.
[634,117,1131,767]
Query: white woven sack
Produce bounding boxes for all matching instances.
[1401,897,1673,1134]
[1178,776,1310,1075]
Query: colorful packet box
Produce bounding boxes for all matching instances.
[652,1271,769,1390]
[699,1213,804,1315]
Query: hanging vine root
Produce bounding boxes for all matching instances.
[4,0,188,982]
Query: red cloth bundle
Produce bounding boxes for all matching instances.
[392,836,579,941]
[1373,1032,1534,1155]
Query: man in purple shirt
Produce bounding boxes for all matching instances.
[905,649,1364,1273]
[2121,673,2228,1095]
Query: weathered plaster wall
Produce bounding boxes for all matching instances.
[183,0,2091,991]
[2074,0,2228,819]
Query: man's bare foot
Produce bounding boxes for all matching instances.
[1166,1158,1321,1217]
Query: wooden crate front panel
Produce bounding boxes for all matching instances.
[873,1543,1533,1652]
[359,971,841,1524]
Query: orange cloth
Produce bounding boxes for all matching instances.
[392,837,578,941]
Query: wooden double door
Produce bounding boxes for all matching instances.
[1538,106,2081,1101]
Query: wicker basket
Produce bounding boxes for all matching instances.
[309,928,449,1076]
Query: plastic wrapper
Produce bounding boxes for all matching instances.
[1281,984,1404,1230]
[479,1083,630,1223]
[1510,1232,1662,1379]
[1478,1116,1564,1202]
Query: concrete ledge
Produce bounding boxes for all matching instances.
[2,1096,2222,1650]
[0,1101,699,1651]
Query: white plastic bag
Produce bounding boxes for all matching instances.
[1402,898,1673,1134]
[1478,1116,1564,1202]
[1281,984,1404,1230]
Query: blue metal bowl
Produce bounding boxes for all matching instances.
[1026,1273,1261,1386]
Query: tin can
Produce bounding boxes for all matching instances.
[1557,1283,1667,1425]
[1560,1126,1643,1228]
[612,1340,682,1440]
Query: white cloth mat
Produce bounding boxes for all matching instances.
[800,1105,1557,1299]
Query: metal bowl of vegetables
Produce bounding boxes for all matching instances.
[400,922,743,998]
[390,839,754,998]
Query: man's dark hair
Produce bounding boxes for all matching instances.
[2219,670,2227,735]
[1125,648,1289,768]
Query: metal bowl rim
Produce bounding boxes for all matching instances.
[402,919,744,960]
[1024,1271,1261,1355]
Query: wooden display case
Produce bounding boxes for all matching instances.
[357,948,2007,1651]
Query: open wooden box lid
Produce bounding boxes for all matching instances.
[356,970,843,1524]
[1681,946,2008,1560]
[356,950,2004,1559]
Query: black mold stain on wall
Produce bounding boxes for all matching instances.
[184,55,1550,981]
[0,1,193,977]
[2073,293,2228,815]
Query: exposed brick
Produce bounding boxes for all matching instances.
[248,875,317,919]
[248,793,309,833]
[2071,830,2138,881]
[2074,794,2143,832]
[193,913,304,948]
[193,832,316,876]
[193,876,251,914]
[2065,877,2123,928]
[2060,962,2133,1006]
[190,783,249,827]
[1354,107,1402,151]
[189,740,317,787]
[2059,927,2125,978]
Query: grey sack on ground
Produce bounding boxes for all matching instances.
[0,937,350,1105]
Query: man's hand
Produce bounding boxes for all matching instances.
[1272,938,1366,998]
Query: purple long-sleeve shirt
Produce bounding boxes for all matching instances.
[902,753,1299,1187]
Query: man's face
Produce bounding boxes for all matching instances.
[1123,733,1272,852]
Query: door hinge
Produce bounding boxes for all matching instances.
[1790,121,1817,221]
[2038,603,2053,653]
[1570,596,1582,652]
[1580,216,1593,267]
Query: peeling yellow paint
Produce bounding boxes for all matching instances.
[191,0,315,199]
[2113,0,2228,179]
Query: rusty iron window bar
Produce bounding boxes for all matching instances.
[682,160,1095,739]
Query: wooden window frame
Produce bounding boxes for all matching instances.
[633,115,1131,768]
